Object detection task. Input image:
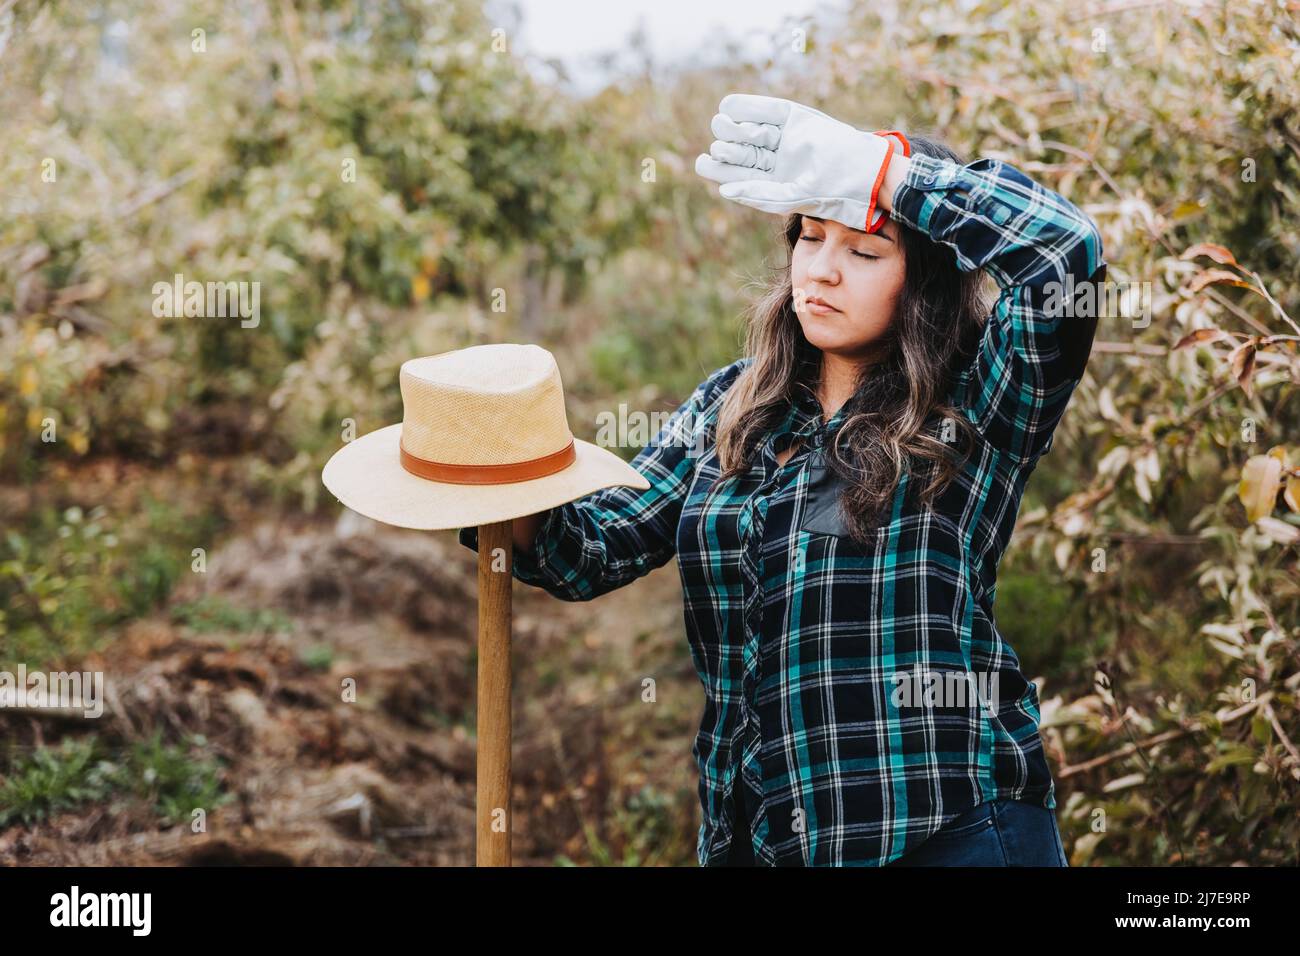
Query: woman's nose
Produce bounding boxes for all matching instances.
[806,249,838,282]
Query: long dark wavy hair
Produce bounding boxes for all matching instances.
[713,134,992,546]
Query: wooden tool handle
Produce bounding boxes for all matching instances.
[476,520,513,867]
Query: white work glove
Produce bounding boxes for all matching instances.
[694,93,910,233]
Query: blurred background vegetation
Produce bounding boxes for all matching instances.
[1,0,1297,865]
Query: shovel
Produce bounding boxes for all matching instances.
[474,519,513,866]
[319,344,650,867]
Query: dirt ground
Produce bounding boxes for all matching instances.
[0,507,701,866]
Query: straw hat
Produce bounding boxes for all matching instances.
[321,343,651,530]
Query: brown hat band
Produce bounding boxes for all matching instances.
[399,438,577,485]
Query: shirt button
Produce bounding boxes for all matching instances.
[922,175,936,185]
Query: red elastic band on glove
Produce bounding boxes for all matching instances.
[873,129,912,158]
[864,130,911,234]
[864,138,896,234]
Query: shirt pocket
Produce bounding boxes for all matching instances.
[799,450,854,537]
[797,450,889,558]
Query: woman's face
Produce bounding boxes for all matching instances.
[791,214,905,361]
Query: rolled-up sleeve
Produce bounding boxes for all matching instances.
[889,152,1106,463]
[458,358,749,601]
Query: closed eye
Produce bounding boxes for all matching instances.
[799,234,878,259]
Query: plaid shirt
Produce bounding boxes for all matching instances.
[459,152,1105,866]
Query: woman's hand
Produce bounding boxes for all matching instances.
[512,511,549,554]
[694,93,906,234]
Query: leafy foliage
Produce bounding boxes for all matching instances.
[0,733,229,829]
[1,0,1295,864]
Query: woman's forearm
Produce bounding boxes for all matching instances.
[458,362,749,600]
[877,153,911,216]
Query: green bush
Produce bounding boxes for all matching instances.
[0,732,230,829]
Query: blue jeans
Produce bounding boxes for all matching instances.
[887,798,1069,867]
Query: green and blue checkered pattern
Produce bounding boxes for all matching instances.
[460,152,1105,865]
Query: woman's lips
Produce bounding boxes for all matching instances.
[806,298,840,315]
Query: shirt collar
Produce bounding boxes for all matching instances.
[788,381,848,445]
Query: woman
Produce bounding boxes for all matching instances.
[460,95,1105,866]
